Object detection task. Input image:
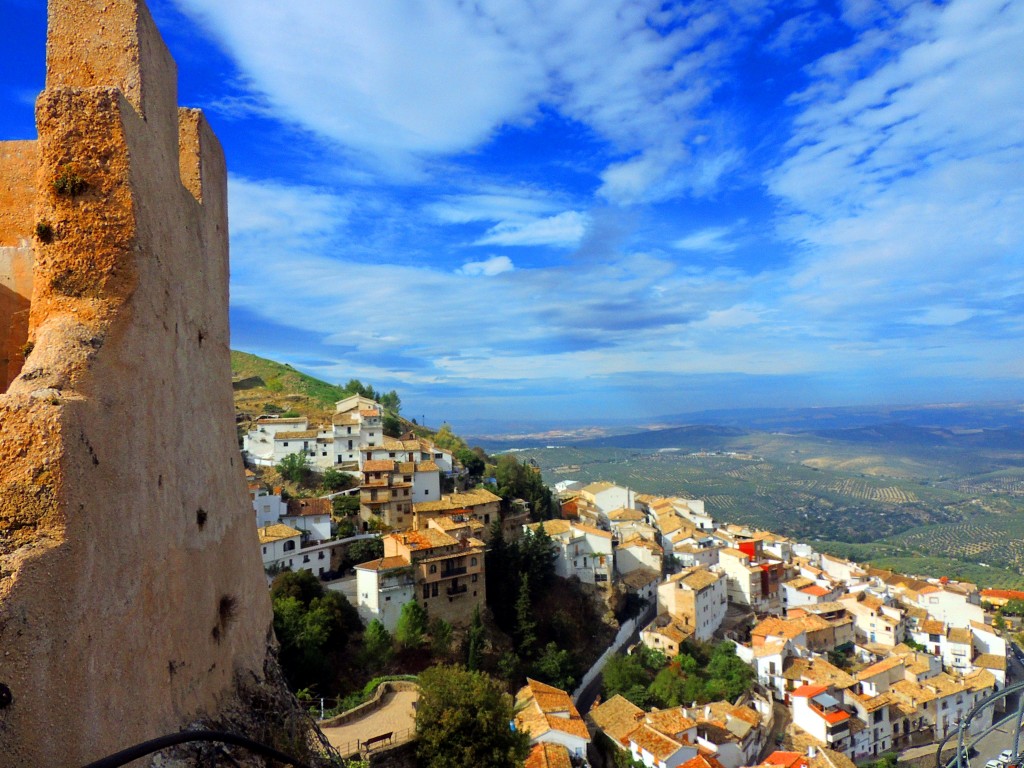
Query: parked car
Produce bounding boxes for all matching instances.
[998,750,1015,765]
[986,759,1003,768]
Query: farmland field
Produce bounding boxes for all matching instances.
[509,443,1024,587]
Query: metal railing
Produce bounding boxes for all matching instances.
[80,730,334,768]
[331,726,417,758]
[938,679,1024,768]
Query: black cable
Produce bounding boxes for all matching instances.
[80,729,323,768]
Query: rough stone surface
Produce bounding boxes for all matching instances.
[0,1,316,765]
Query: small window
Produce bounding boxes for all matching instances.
[430,564,437,573]
[283,441,289,447]
[318,551,325,560]
[423,585,430,599]
[471,557,477,566]
[262,546,267,555]
[472,574,478,583]
[283,540,296,552]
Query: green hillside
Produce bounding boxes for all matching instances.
[231,350,349,426]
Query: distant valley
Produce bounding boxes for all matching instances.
[472,403,1024,589]
[230,353,1024,589]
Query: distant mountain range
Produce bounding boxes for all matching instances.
[469,401,1024,452]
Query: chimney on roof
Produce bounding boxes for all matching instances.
[808,746,818,758]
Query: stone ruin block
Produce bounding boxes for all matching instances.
[0,1,309,764]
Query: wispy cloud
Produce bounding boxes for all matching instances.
[456,256,515,277]
[115,0,1024,421]
[673,226,739,253]
[769,0,1024,332]
[174,0,772,199]
[475,211,588,248]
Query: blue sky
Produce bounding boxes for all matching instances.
[3,0,1022,430]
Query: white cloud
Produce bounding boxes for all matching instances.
[475,211,588,248]
[765,11,834,55]
[673,226,738,253]
[769,0,1024,325]
[427,192,558,226]
[175,1,546,160]
[228,175,352,247]
[456,256,515,277]
[175,0,767,198]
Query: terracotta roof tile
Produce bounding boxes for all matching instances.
[414,489,501,513]
[525,743,573,768]
[590,695,644,744]
[514,680,590,742]
[257,523,301,544]
[630,724,684,761]
[646,708,696,737]
[285,497,332,517]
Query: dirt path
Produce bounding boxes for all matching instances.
[320,689,419,757]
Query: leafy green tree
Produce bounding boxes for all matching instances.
[649,666,688,708]
[493,454,557,520]
[320,467,355,492]
[431,423,467,452]
[705,641,755,701]
[335,517,356,538]
[430,617,454,660]
[378,389,401,413]
[271,570,324,605]
[1005,599,1024,616]
[519,523,556,594]
[395,600,428,649]
[602,653,649,699]
[496,651,522,683]
[343,379,377,400]
[415,665,530,768]
[271,588,361,690]
[332,494,360,517]
[455,447,486,478]
[277,452,311,483]
[485,520,519,632]
[532,642,579,691]
[383,413,403,438]
[362,619,393,669]
[347,537,384,566]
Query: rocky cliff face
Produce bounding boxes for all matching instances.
[0,1,313,764]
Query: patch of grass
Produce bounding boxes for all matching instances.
[52,163,87,197]
[35,220,54,243]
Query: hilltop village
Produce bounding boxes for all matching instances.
[241,394,1019,768]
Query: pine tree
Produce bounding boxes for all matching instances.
[467,605,484,670]
[515,572,537,658]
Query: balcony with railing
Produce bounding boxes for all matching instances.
[441,566,468,578]
[447,584,468,596]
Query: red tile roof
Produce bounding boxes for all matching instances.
[791,684,828,698]
[285,497,332,517]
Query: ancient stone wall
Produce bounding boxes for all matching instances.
[0,1,298,764]
[0,142,37,390]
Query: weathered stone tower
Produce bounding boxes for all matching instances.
[0,1,303,764]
